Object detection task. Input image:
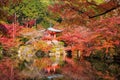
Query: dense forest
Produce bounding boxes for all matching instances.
[0,0,120,80]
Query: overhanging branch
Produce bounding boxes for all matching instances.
[89,5,120,18]
[70,0,120,19]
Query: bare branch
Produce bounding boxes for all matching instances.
[89,5,120,18]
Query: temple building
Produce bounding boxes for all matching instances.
[42,27,62,40]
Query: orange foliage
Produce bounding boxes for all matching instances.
[33,40,52,53]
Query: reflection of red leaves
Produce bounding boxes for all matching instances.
[62,60,96,80]
[64,57,75,66]
[45,64,59,74]
[96,71,115,80]
[0,58,20,80]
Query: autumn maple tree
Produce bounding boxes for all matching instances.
[49,0,120,57]
[0,22,23,49]
[47,1,120,79]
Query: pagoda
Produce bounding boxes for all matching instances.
[42,27,62,40]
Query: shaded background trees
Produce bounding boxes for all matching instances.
[0,0,58,28]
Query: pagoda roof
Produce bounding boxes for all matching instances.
[47,27,62,32]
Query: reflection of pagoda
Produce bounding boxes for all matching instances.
[43,27,62,40]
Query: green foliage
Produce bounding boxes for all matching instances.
[20,37,29,44]
[8,0,44,19]
[0,46,3,59]
[7,0,54,28]
[35,50,45,58]
[40,19,50,28]
[88,0,105,5]
[1,0,60,28]
[0,0,21,20]
[18,60,28,70]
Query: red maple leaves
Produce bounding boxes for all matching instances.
[0,23,23,49]
[58,16,120,57]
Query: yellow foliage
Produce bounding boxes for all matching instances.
[33,40,52,52]
[18,45,35,61]
[20,28,36,34]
